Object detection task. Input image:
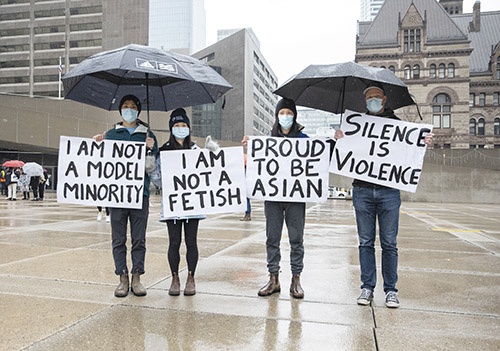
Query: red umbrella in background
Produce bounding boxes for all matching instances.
[2,160,25,168]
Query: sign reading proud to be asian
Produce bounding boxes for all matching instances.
[246,136,330,203]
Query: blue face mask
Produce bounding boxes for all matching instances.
[172,126,190,140]
[122,108,138,123]
[366,98,383,113]
[278,114,294,130]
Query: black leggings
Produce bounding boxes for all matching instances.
[166,219,200,274]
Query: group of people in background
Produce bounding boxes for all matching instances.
[0,167,48,201]
[93,84,434,309]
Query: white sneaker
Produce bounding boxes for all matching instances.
[106,215,110,223]
[97,212,103,221]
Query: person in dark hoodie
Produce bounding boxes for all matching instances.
[244,98,308,299]
[151,108,204,297]
[94,94,158,298]
[335,83,433,308]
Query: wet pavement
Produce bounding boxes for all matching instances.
[0,193,499,350]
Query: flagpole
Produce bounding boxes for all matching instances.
[58,56,62,99]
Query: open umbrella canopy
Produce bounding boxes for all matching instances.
[2,160,24,168]
[274,62,415,114]
[22,162,44,176]
[62,44,232,119]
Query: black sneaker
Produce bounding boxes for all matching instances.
[385,291,400,308]
[357,288,373,306]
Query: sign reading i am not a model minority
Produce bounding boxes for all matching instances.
[160,147,247,217]
[245,136,330,203]
[57,136,146,208]
[330,110,433,193]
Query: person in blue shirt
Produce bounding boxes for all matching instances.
[94,94,158,298]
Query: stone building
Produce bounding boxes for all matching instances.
[356,0,500,149]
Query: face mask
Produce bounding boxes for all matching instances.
[122,108,138,123]
[366,98,383,113]
[278,114,294,130]
[172,126,190,140]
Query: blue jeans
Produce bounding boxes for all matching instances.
[353,186,401,293]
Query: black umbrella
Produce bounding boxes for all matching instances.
[274,61,415,115]
[62,44,232,125]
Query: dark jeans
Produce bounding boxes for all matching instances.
[353,186,401,293]
[166,219,200,274]
[109,197,150,275]
[264,201,305,275]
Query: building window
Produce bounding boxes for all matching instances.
[429,64,436,78]
[479,93,486,107]
[494,93,499,106]
[404,65,411,79]
[433,93,451,129]
[388,65,395,73]
[496,57,500,79]
[469,93,475,107]
[413,64,420,79]
[494,117,500,135]
[438,64,446,78]
[447,63,455,78]
[469,118,476,135]
[478,118,485,136]
[404,29,421,53]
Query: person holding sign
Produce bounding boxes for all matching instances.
[244,98,309,299]
[335,83,433,308]
[94,94,158,298]
[154,108,204,296]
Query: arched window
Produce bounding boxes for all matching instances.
[447,63,455,78]
[389,65,395,73]
[413,64,420,79]
[433,93,451,128]
[438,63,446,78]
[478,118,485,136]
[429,64,436,78]
[404,65,411,79]
[380,66,386,69]
[494,117,500,135]
[469,118,477,135]
[496,57,500,80]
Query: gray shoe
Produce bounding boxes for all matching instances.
[114,273,129,298]
[131,273,147,296]
[385,291,400,308]
[357,288,373,306]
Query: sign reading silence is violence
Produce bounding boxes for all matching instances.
[330,110,433,193]
[245,136,331,203]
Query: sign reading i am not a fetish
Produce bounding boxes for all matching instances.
[57,136,146,208]
[245,136,330,203]
[330,110,433,193]
[160,147,247,217]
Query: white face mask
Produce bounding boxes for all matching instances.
[278,114,294,130]
[172,126,190,140]
[122,108,138,123]
[366,98,383,113]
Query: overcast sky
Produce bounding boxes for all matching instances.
[205,0,499,85]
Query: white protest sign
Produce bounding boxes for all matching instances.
[330,110,433,193]
[161,146,247,217]
[246,136,330,203]
[57,136,146,208]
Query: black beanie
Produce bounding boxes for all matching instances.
[275,98,297,118]
[119,94,141,116]
[169,108,191,130]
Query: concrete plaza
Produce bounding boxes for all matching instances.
[0,193,499,350]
